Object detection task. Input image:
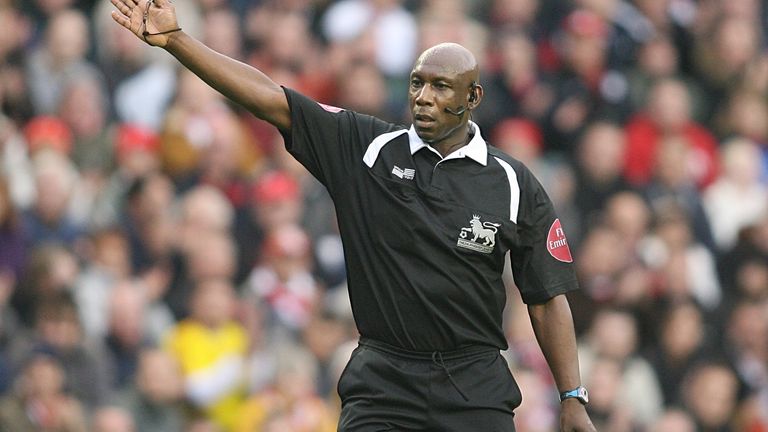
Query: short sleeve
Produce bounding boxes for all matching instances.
[279,88,398,196]
[508,166,579,304]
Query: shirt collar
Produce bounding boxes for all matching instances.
[407,121,488,166]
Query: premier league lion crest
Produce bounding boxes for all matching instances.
[457,215,501,254]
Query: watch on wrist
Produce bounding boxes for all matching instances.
[559,386,589,405]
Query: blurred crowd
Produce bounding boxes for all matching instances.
[0,0,767,430]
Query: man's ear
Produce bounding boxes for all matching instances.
[468,83,483,109]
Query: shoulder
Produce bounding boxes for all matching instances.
[283,87,401,135]
[224,321,248,340]
[167,320,206,342]
[486,145,536,182]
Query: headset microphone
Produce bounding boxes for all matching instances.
[444,85,476,116]
[444,105,467,116]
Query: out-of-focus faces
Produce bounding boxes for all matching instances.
[191,278,237,328]
[20,354,66,399]
[578,122,626,183]
[648,79,691,133]
[46,10,89,66]
[684,364,739,429]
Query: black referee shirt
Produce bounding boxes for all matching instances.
[280,88,578,351]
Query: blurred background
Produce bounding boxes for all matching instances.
[0,0,767,430]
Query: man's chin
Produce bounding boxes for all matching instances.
[414,127,436,143]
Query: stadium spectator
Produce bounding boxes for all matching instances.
[474,31,553,131]
[56,73,113,176]
[321,0,417,78]
[236,344,336,432]
[578,307,663,427]
[582,356,639,431]
[692,16,762,122]
[18,292,113,411]
[90,405,136,432]
[642,133,717,251]
[72,228,131,339]
[118,348,186,432]
[235,170,303,279]
[542,9,628,153]
[0,350,87,432]
[724,301,768,398]
[648,408,697,432]
[572,121,631,243]
[121,172,174,271]
[624,77,720,188]
[645,204,721,309]
[102,281,154,389]
[490,117,544,173]
[89,124,162,228]
[244,223,319,338]
[164,278,248,431]
[681,361,741,432]
[22,149,85,248]
[11,244,79,328]
[0,176,26,283]
[167,230,237,320]
[26,9,101,115]
[703,138,768,251]
[0,117,35,209]
[649,301,710,406]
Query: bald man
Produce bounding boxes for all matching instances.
[110,1,595,431]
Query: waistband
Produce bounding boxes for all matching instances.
[359,337,499,362]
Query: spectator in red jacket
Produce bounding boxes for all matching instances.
[624,78,719,188]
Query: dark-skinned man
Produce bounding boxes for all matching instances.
[110,1,596,431]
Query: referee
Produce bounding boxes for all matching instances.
[111,1,596,431]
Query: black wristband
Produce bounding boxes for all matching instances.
[143,27,181,37]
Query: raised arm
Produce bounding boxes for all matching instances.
[110,0,291,130]
[528,294,596,432]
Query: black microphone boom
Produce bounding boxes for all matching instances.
[444,105,466,116]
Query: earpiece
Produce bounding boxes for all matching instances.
[468,82,477,104]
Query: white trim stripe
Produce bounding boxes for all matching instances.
[493,157,520,223]
[363,129,408,167]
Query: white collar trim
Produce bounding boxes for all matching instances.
[407,121,487,166]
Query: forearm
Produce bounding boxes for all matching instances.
[527,294,582,392]
[163,31,290,129]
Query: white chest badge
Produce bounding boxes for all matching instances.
[457,215,501,254]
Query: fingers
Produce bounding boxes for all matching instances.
[110,10,131,29]
[110,0,132,17]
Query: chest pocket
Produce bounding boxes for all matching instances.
[372,171,418,199]
[363,170,436,251]
[364,170,421,223]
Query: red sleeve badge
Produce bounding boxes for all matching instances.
[317,102,344,113]
[546,218,573,263]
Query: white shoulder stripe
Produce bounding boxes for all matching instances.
[493,157,521,223]
[363,129,408,168]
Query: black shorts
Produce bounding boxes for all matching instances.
[337,338,522,432]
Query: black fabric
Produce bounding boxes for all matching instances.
[337,339,520,432]
[280,88,578,352]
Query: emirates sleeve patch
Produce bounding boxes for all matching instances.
[546,218,573,263]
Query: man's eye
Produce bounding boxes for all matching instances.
[411,80,422,88]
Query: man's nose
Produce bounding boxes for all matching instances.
[415,85,434,105]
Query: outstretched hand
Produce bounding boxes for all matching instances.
[110,0,180,47]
